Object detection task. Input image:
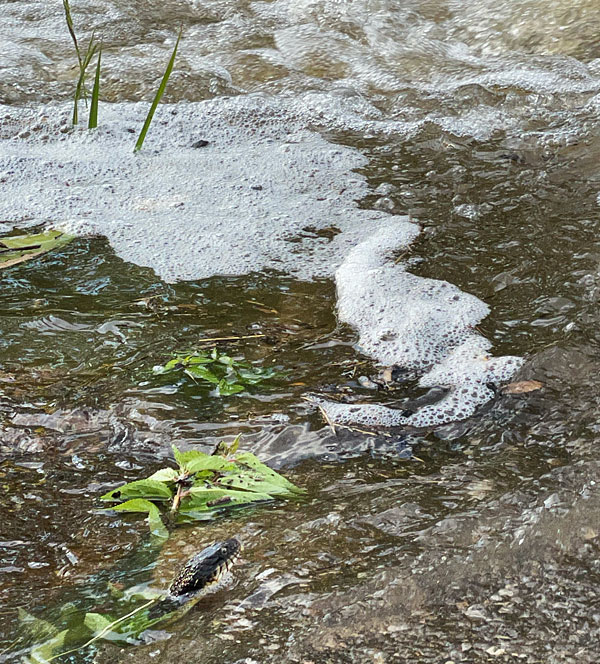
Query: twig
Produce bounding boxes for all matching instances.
[195,334,266,344]
[317,404,337,437]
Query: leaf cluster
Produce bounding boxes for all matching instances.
[101,440,302,537]
[153,348,280,396]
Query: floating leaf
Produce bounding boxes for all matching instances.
[0,230,74,270]
[501,380,543,395]
[100,479,173,502]
[106,499,168,539]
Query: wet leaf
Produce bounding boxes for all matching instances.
[183,487,272,510]
[172,445,236,474]
[236,367,278,384]
[234,452,303,494]
[100,479,172,502]
[105,499,168,540]
[18,609,58,642]
[184,365,220,384]
[501,380,543,394]
[27,629,69,664]
[217,379,245,396]
[147,467,178,483]
[0,230,74,270]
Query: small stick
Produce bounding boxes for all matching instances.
[317,404,337,437]
[195,334,266,344]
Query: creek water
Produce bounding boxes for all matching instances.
[2,1,600,663]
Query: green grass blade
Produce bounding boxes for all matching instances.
[134,27,182,152]
[70,30,98,125]
[88,42,102,129]
[62,0,82,68]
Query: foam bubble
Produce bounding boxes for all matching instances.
[314,224,524,428]
[0,96,416,282]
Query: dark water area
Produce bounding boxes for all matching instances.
[3,1,600,663]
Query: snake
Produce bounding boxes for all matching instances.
[143,537,243,624]
[37,538,243,661]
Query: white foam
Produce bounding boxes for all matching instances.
[313,224,523,428]
[0,96,415,282]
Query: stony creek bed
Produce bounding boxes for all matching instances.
[2,1,600,663]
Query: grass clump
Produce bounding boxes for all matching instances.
[62,0,101,126]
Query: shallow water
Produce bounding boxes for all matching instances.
[2,1,600,662]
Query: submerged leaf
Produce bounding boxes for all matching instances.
[501,380,543,394]
[27,629,69,664]
[106,499,168,539]
[217,379,245,396]
[18,609,58,642]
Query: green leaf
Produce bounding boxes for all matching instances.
[0,230,74,270]
[146,467,178,482]
[183,487,273,510]
[216,474,294,497]
[83,613,112,634]
[18,609,58,642]
[88,42,102,129]
[234,452,303,494]
[172,445,235,474]
[184,365,220,384]
[106,499,168,539]
[153,358,183,374]
[236,367,278,384]
[27,629,69,663]
[100,479,172,502]
[185,354,214,365]
[134,27,182,151]
[217,379,245,396]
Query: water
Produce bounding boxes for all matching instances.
[2,1,600,662]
